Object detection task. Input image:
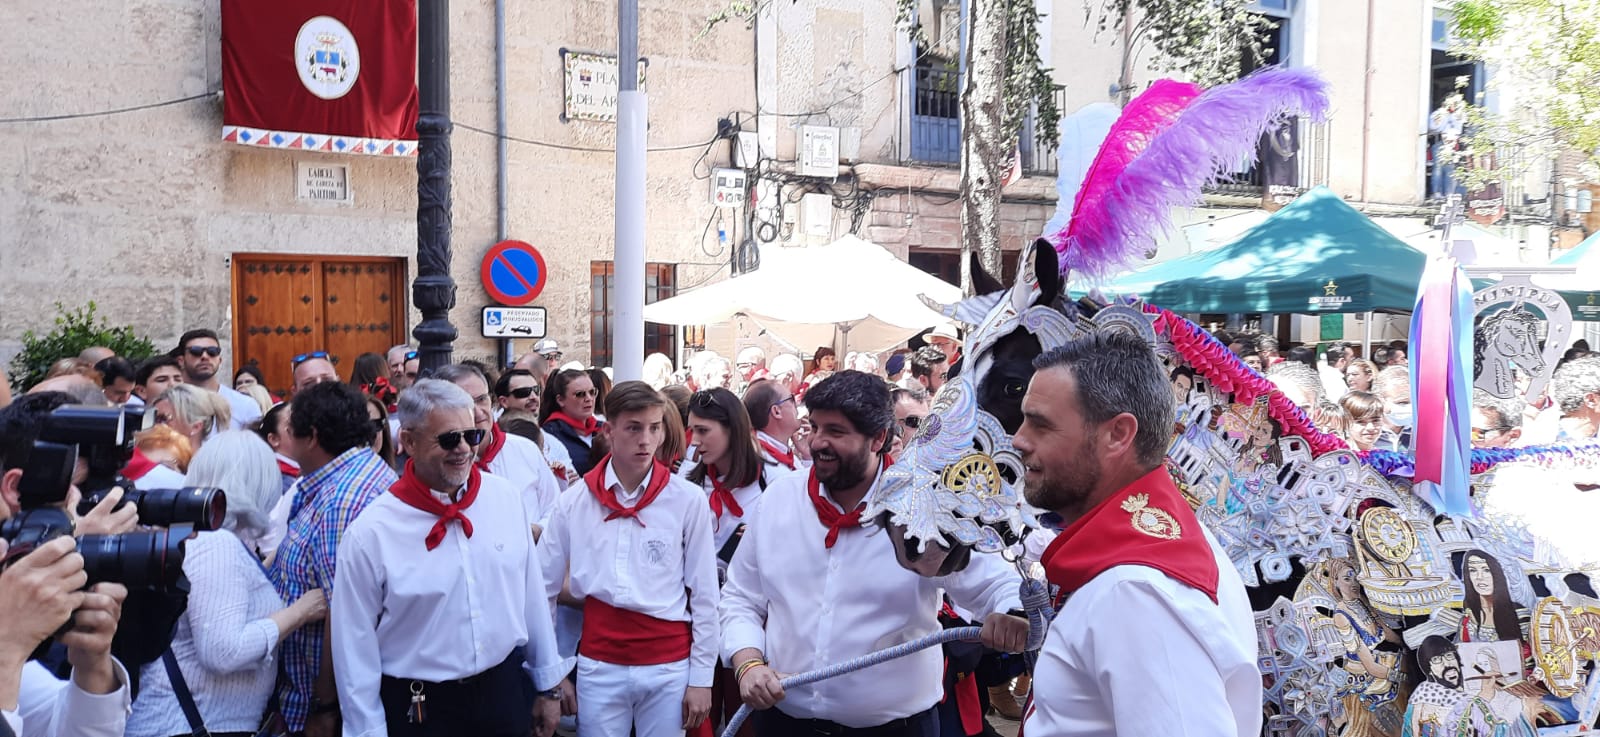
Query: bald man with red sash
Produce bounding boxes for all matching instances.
[540,382,719,736]
[1010,333,1259,737]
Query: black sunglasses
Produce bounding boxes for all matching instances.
[185,346,222,358]
[692,390,717,408]
[370,420,387,436]
[292,351,330,368]
[435,428,486,450]
[508,386,540,399]
[901,415,922,429]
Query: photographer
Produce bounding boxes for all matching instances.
[0,395,133,737]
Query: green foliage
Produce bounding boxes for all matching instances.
[8,302,158,392]
[1005,0,1062,152]
[1091,0,1274,89]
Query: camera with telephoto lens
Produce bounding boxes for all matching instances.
[0,406,225,592]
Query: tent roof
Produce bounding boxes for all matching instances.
[1087,187,1425,314]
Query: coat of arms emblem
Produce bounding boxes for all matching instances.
[295,16,361,100]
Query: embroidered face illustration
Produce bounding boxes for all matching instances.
[643,539,669,568]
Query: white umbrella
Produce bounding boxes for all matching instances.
[643,235,962,354]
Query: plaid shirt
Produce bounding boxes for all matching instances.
[269,446,396,731]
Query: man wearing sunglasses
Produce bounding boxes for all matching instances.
[172,329,263,431]
[888,386,930,459]
[268,381,398,737]
[386,345,421,391]
[332,379,567,737]
[437,364,563,528]
[742,379,805,474]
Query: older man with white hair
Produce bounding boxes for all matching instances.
[333,379,568,737]
[688,352,733,392]
[767,354,805,396]
[735,347,767,386]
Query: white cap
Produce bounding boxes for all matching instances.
[534,339,561,355]
[929,323,961,340]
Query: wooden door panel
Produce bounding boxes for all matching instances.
[234,256,407,397]
[235,260,320,395]
[322,261,402,379]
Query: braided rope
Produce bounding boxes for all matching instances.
[719,626,985,736]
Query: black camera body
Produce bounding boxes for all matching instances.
[0,406,225,592]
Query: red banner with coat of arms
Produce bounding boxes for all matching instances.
[221,0,419,156]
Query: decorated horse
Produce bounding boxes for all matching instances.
[861,71,1600,737]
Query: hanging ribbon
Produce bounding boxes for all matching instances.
[1408,255,1474,517]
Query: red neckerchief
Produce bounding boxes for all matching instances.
[806,456,892,548]
[756,434,796,470]
[583,456,672,526]
[706,465,744,523]
[1040,466,1219,605]
[388,459,483,551]
[122,448,158,481]
[548,411,601,437]
[276,458,301,478]
[474,424,507,472]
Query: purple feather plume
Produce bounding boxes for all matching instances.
[1055,67,1332,281]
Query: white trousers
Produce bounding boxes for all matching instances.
[576,655,689,737]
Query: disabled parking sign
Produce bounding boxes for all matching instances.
[481,306,547,339]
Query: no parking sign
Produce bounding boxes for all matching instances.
[480,240,548,306]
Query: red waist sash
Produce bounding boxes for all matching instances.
[579,597,691,666]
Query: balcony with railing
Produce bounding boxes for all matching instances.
[1206,117,1332,198]
[906,60,1062,177]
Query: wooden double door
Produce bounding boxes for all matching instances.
[232,255,408,396]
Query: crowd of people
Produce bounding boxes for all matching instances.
[0,322,1077,737]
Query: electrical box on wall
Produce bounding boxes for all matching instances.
[798,126,840,178]
[711,168,748,208]
[802,192,833,237]
[735,131,760,168]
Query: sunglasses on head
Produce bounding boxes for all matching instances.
[292,351,330,368]
[435,428,486,450]
[405,350,419,361]
[692,390,718,409]
[185,346,222,358]
[508,386,540,399]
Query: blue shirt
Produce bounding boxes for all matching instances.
[268,446,396,731]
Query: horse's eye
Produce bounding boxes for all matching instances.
[1003,382,1026,398]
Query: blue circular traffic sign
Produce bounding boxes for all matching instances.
[481,240,547,306]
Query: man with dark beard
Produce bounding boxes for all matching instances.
[1406,636,1467,736]
[720,371,1027,735]
[1013,332,1259,736]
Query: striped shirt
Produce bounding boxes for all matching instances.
[268,446,395,731]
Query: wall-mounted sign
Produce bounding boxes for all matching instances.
[297,162,351,204]
[560,49,647,123]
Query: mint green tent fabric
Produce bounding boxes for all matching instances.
[1085,187,1425,314]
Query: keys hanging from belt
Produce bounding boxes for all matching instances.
[408,680,427,724]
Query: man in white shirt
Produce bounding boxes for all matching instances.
[331,379,567,737]
[721,371,1027,735]
[541,381,719,737]
[742,380,805,476]
[1009,332,1260,736]
[1318,343,1351,401]
[172,329,262,430]
[435,364,562,527]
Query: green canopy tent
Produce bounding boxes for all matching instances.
[1085,186,1427,315]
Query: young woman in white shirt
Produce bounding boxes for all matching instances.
[685,387,767,734]
[124,431,328,737]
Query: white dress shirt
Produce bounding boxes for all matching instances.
[485,433,562,524]
[756,431,810,474]
[8,660,131,737]
[218,385,264,431]
[719,469,1022,727]
[1022,530,1261,737]
[132,463,187,491]
[125,531,285,737]
[332,472,569,737]
[540,462,720,687]
[258,479,298,562]
[1318,364,1348,401]
[700,473,764,552]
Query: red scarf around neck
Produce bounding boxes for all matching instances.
[1040,465,1218,605]
[122,448,158,482]
[756,434,796,470]
[388,459,483,550]
[583,456,672,526]
[474,424,507,472]
[806,456,891,548]
[276,457,301,478]
[706,465,744,523]
[548,411,601,437]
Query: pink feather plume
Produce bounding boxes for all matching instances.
[1054,80,1202,277]
[1054,67,1332,281]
